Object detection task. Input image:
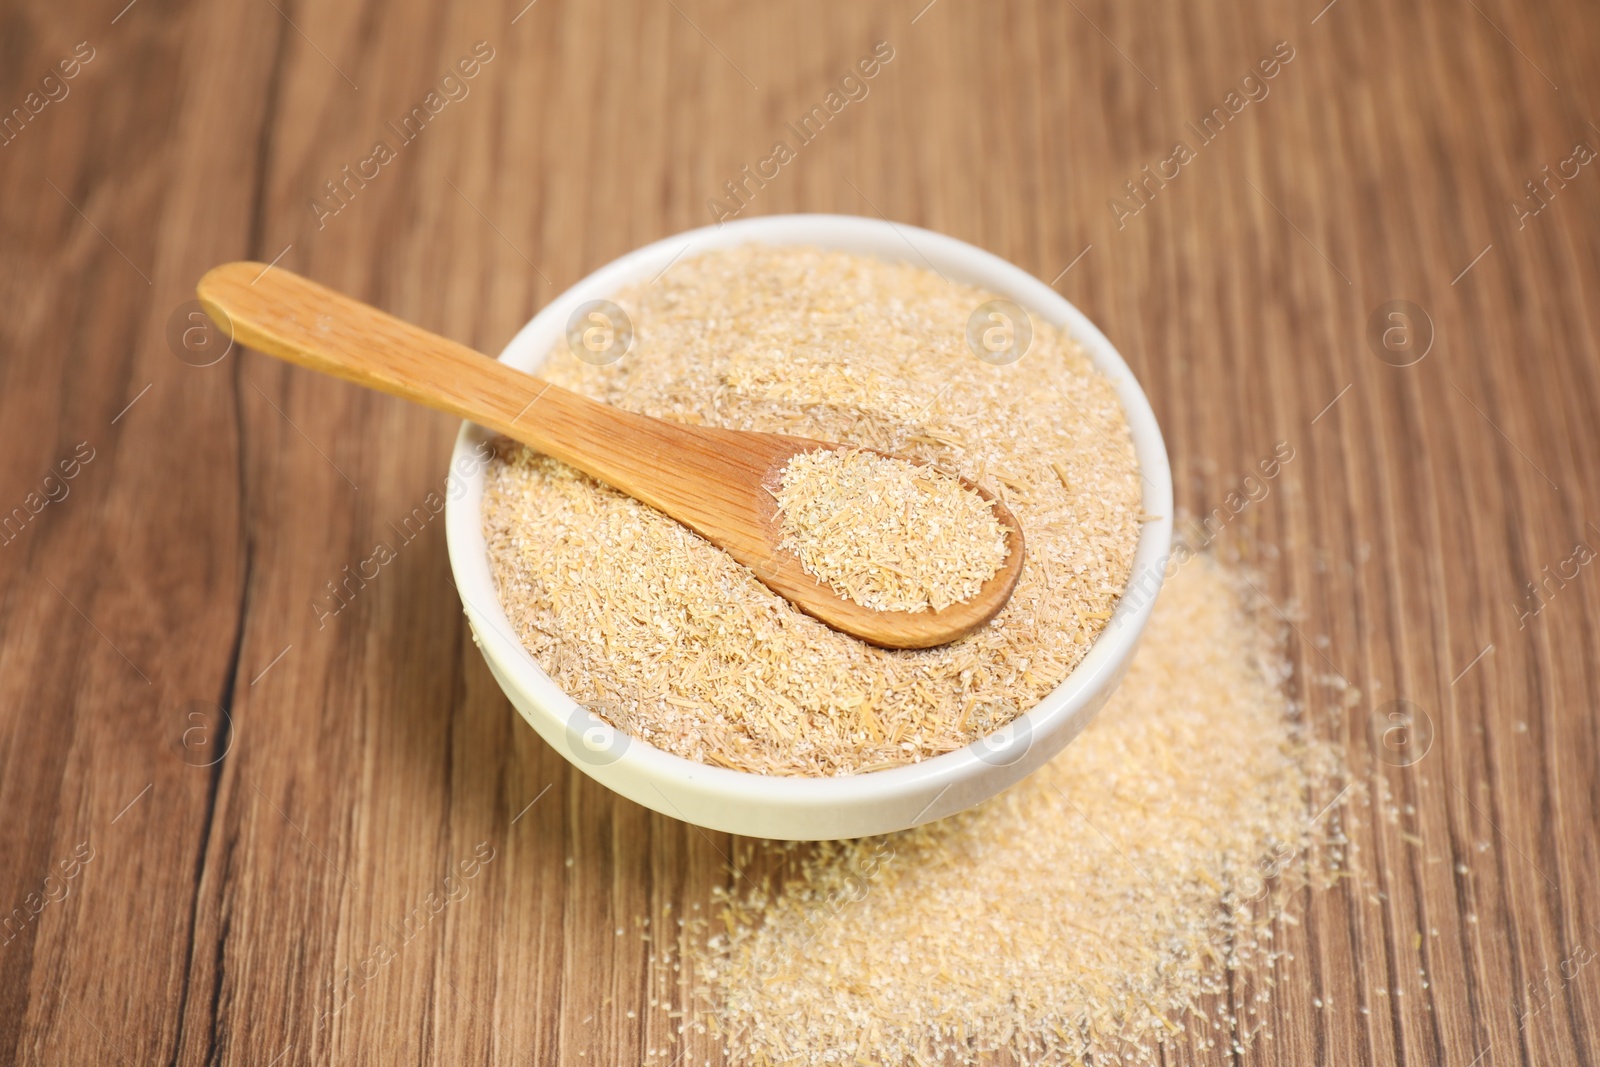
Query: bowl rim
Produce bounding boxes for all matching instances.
[444,212,1172,822]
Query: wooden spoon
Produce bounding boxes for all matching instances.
[197,262,1025,649]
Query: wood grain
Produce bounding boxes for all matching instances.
[1,0,1597,1064]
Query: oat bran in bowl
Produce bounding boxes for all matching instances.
[444,214,1172,840]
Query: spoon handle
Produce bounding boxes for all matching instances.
[196,262,766,514]
[198,262,645,462]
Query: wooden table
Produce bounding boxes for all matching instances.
[2,0,1596,1063]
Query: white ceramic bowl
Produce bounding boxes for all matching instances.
[445,214,1172,841]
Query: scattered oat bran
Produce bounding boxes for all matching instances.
[774,448,1009,613]
[684,557,1350,1066]
[481,245,1143,777]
